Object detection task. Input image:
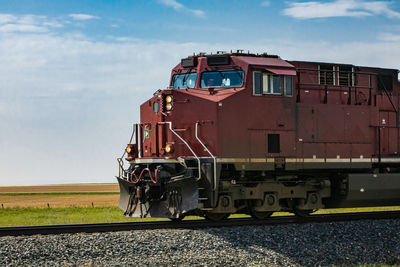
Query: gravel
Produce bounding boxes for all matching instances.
[1,219,400,266]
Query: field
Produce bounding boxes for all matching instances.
[0,184,119,208]
[0,183,119,193]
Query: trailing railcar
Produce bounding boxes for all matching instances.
[117,51,400,221]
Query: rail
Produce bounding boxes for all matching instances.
[158,121,201,180]
[195,122,217,190]
[2,210,400,236]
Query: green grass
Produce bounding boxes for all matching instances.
[0,206,399,227]
[0,207,161,227]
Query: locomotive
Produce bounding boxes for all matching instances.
[117,51,400,221]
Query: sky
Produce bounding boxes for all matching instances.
[1,0,400,185]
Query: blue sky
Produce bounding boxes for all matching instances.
[0,0,400,185]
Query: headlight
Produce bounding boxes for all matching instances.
[165,95,173,103]
[165,103,173,111]
[165,144,173,153]
[126,146,132,153]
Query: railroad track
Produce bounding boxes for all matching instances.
[1,210,399,237]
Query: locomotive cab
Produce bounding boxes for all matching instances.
[117,51,400,221]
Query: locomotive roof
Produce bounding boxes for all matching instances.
[181,52,398,73]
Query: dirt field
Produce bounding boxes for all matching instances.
[0,183,119,193]
[0,194,119,208]
[0,184,120,208]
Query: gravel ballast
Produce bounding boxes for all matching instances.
[1,219,400,266]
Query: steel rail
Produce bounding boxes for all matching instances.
[1,210,399,237]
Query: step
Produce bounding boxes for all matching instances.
[200,208,214,211]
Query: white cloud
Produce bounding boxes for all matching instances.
[261,1,271,7]
[68,14,99,20]
[0,24,48,33]
[0,14,62,33]
[158,0,205,18]
[378,32,400,41]
[159,0,183,9]
[283,0,400,19]
[0,14,17,24]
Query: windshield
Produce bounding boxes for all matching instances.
[200,70,244,88]
[171,72,197,89]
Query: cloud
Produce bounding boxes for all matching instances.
[378,32,400,41]
[0,24,48,33]
[158,0,205,18]
[261,1,271,7]
[283,0,400,19]
[68,14,99,20]
[0,14,17,24]
[0,14,62,33]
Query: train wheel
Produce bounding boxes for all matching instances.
[247,200,273,220]
[169,214,185,222]
[293,208,317,217]
[204,212,230,222]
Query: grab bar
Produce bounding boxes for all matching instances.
[158,121,201,180]
[195,122,217,190]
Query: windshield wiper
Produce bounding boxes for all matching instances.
[217,71,226,79]
[182,68,193,88]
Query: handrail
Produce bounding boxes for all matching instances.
[195,122,217,190]
[378,77,399,127]
[117,124,137,179]
[158,121,201,180]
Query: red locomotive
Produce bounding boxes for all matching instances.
[117,51,400,221]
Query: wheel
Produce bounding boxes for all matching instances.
[247,200,273,220]
[204,212,230,222]
[293,208,317,217]
[168,214,185,222]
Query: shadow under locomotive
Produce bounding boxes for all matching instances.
[197,219,400,266]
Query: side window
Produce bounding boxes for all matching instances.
[253,72,262,95]
[272,75,282,94]
[253,71,292,97]
[285,76,293,96]
[262,73,271,94]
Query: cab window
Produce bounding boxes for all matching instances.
[171,73,197,89]
[200,70,244,88]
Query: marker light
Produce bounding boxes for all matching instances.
[165,144,173,153]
